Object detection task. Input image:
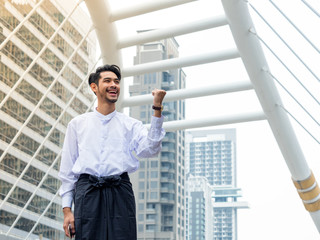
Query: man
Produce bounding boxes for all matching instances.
[59,64,166,239]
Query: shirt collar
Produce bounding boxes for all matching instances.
[94,108,117,122]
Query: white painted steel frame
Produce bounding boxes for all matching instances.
[118,16,228,49]
[161,111,266,132]
[122,49,239,77]
[0,0,86,168]
[0,0,46,51]
[0,0,83,109]
[121,80,253,107]
[221,0,320,231]
[0,0,86,198]
[84,0,319,233]
[0,1,97,237]
[110,0,198,21]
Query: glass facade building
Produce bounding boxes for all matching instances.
[186,129,248,240]
[0,1,96,239]
[186,175,213,240]
[129,36,186,240]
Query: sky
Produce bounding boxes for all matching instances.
[82,0,320,239]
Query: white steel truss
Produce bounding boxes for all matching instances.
[0,0,318,238]
[84,0,320,233]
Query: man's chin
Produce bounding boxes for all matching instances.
[107,98,118,103]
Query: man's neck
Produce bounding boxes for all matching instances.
[96,102,116,116]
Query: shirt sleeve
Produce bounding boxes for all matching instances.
[58,121,79,208]
[132,115,166,158]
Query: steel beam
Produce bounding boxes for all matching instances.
[122,49,239,77]
[110,0,198,21]
[146,111,266,131]
[118,16,228,49]
[222,0,320,232]
[121,80,252,107]
[85,0,123,109]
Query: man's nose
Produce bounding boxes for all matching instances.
[110,81,116,87]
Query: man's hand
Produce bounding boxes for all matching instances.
[63,207,75,238]
[152,89,166,107]
[152,89,166,117]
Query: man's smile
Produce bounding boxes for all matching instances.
[107,89,118,96]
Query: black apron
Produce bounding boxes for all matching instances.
[74,172,137,240]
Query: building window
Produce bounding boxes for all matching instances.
[139,192,144,199]
[150,171,158,178]
[150,181,158,188]
[138,224,144,232]
[150,192,158,199]
[146,224,156,231]
[139,182,145,190]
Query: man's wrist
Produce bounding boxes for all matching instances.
[63,207,72,214]
[152,105,163,111]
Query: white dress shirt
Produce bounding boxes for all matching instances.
[58,108,165,208]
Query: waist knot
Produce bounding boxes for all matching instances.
[88,175,122,188]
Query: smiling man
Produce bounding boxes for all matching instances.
[58,64,166,239]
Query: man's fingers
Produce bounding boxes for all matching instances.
[70,222,76,236]
[63,223,70,238]
[152,89,166,97]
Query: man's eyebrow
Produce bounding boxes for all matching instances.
[103,77,119,80]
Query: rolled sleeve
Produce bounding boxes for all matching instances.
[133,116,165,158]
[61,191,74,209]
[148,115,165,140]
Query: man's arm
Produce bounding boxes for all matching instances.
[131,89,166,158]
[58,122,78,237]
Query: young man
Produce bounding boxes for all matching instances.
[59,64,166,239]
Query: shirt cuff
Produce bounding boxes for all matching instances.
[62,192,74,209]
[151,115,164,128]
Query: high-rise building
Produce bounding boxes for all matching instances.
[129,34,186,240]
[0,1,96,239]
[186,129,248,240]
[186,175,213,240]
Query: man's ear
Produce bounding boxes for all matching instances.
[90,82,97,95]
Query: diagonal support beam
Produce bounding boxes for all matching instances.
[0,0,45,51]
[222,0,320,232]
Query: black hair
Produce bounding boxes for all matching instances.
[88,64,121,86]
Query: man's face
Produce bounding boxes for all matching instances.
[94,71,120,103]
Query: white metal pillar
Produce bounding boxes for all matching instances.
[221,0,320,232]
[84,0,124,110]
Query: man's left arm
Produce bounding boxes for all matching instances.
[132,89,166,158]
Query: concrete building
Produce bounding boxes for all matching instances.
[0,1,96,239]
[186,129,249,240]
[186,175,213,240]
[129,35,186,240]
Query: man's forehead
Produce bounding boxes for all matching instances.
[100,71,118,79]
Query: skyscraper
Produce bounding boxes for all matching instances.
[186,129,248,240]
[129,35,186,240]
[186,175,213,240]
[0,1,96,239]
